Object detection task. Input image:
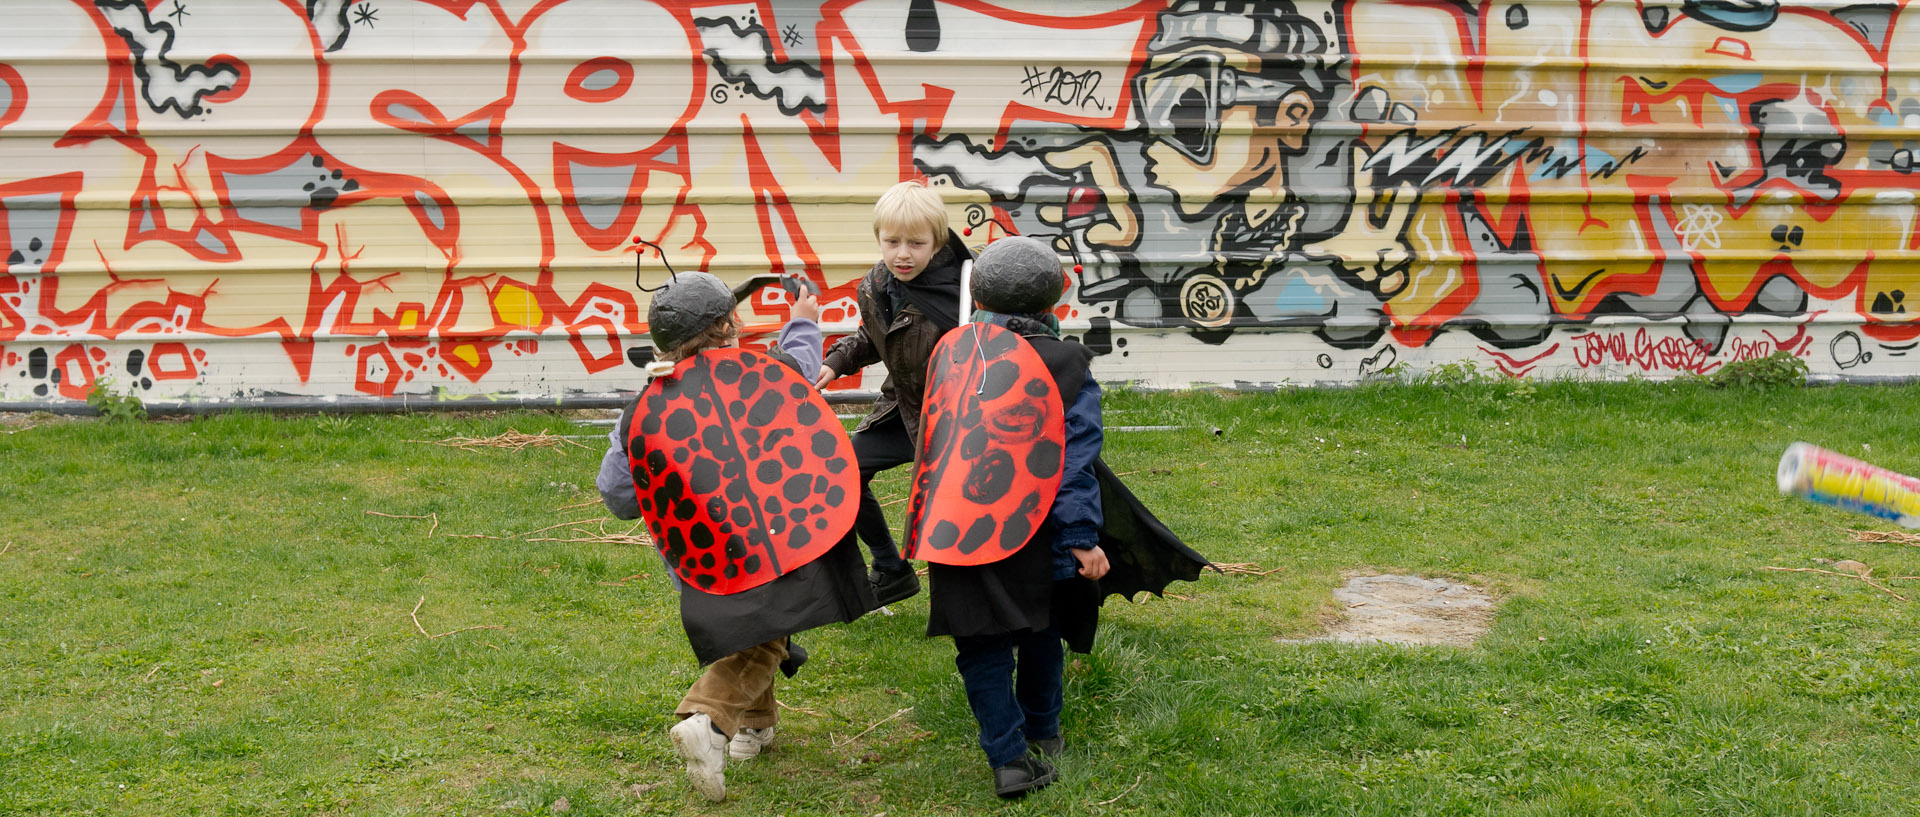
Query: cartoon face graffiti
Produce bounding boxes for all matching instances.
[920,0,1392,341]
[1136,47,1318,223]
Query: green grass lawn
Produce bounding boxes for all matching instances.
[3,381,1919,816]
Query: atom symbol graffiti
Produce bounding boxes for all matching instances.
[1673,203,1724,251]
[353,3,379,28]
[167,0,189,23]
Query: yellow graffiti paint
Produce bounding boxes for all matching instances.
[445,344,480,370]
[492,283,543,329]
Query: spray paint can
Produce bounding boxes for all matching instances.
[1777,442,1920,528]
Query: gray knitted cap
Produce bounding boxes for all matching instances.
[971,237,1065,315]
[646,271,733,353]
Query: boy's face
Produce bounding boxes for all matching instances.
[877,227,937,282]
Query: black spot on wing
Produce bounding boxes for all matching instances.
[748,390,784,426]
[961,449,1014,504]
[928,519,959,551]
[979,360,1019,400]
[664,408,697,440]
[690,458,721,494]
[978,324,1019,355]
[785,524,812,551]
[663,527,688,560]
[999,493,1041,552]
[1027,439,1061,479]
[960,426,987,459]
[810,430,837,458]
[956,515,997,555]
[783,474,811,503]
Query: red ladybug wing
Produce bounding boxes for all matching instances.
[628,348,858,594]
[904,323,1066,566]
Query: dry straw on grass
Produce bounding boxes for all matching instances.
[1214,561,1282,576]
[832,707,912,748]
[364,511,439,537]
[1762,564,1920,603]
[525,519,653,547]
[408,596,505,639]
[1847,528,1920,547]
[405,429,590,453]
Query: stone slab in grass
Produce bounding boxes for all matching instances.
[1286,574,1495,647]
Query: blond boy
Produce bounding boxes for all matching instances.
[816,181,977,606]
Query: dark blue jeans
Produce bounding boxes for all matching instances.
[953,626,1065,767]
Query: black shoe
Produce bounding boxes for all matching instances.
[1029,736,1064,757]
[992,756,1056,798]
[869,566,921,607]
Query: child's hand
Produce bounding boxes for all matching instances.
[1072,546,1110,580]
[790,289,821,324]
[813,366,836,389]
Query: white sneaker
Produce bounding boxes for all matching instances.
[668,713,727,802]
[728,725,776,759]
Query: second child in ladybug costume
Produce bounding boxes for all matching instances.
[905,237,1213,798]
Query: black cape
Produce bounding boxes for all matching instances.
[677,531,874,665]
[621,348,878,665]
[926,331,1213,653]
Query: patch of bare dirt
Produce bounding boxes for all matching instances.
[1284,574,1496,647]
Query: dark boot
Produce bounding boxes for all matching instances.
[869,566,921,607]
[992,756,1055,798]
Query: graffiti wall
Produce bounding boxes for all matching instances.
[3,0,1917,409]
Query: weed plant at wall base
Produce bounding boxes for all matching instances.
[1703,351,1810,389]
[85,380,146,422]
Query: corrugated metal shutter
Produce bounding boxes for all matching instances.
[1,1,1913,411]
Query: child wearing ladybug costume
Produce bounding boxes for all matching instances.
[595,271,875,802]
[903,236,1212,798]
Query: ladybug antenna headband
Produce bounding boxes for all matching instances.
[630,238,679,293]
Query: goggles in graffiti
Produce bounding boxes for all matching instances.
[1135,52,1302,165]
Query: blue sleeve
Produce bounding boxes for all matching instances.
[1050,377,1103,580]
[596,403,642,520]
[776,317,823,381]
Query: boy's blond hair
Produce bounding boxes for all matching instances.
[872,180,948,249]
